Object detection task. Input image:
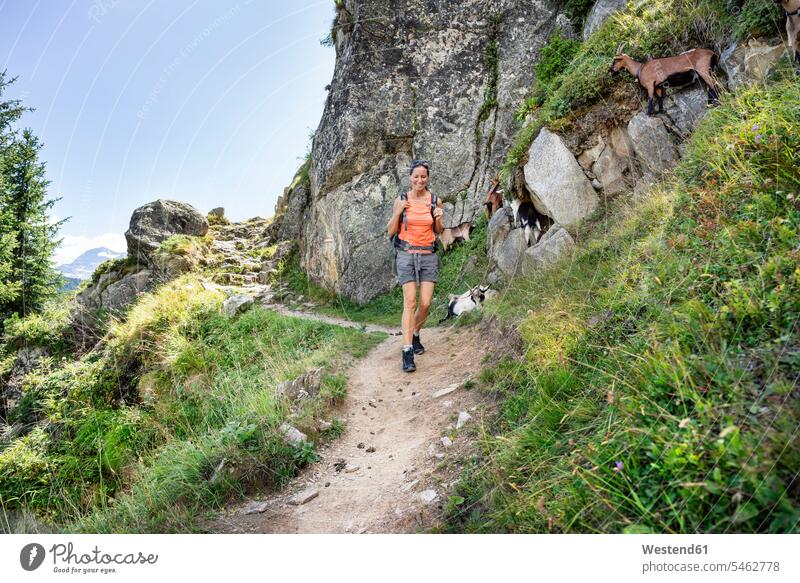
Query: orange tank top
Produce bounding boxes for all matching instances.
[399,193,435,253]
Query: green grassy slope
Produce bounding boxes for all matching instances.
[444,80,799,533]
[0,274,384,533]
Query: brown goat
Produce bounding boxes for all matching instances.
[438,221,473,253]
[484,178,503,221]
[776,0,800,64]
[610,48,720,115]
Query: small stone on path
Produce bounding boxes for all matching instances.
[419,490,438,504]
[280,423,307,444]
[241,500,270,515]
[289,487,319,506]
[456,411,472,430]
[433,384,459,398]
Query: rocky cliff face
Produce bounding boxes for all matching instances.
[290,0,565,303]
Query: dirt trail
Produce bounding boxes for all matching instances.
[209,322,489,534]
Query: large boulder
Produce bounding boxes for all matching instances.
[125,200,208,265]
[276,182,310,242]
[488,206,529,277]
[74,267,154,325]
[578,126,635,196]
[663,86,710,140]
[523,128,599,226]
[302,156,402,303]
[583,0,628,40]
[720,39,787,90]
[300,0,565,303]
[521,226,575,275]
[627,113,679,177]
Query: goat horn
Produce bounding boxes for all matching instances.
[617,42,626,55]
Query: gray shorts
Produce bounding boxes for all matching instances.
[396,251,439,285]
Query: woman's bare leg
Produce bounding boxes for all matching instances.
[402,281,418,345]
[414,281,435,333]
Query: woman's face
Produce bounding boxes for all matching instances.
[411,166,429,190]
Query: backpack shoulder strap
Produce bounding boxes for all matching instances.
[400,192,408,232]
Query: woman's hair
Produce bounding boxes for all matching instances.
[409,159,430,175]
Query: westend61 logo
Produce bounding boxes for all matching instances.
[20,542,158,574]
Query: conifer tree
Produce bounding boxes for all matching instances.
[0,71,65,325]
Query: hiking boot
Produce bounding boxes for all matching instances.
[412,334,425,355]
[402,348,416,372]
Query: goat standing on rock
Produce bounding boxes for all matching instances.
[776,0,800,64]
[610,48,720,115]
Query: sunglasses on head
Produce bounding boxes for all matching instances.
[410,159,430,171]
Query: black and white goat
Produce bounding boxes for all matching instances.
[510,199,542,246]
[438,285,496,323]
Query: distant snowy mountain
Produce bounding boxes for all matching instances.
[56,247,125,280]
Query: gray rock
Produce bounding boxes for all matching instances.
[663,87,710,139]
[298,0,566,303]
[523,128,599,226]
[275,368,323,403]
[488,205,530,277]
[579,126,635,196]
[222,295,254,317]
[433,384,459,398]
[742,40,786,83]
[721,39,786,90]
[279,423,307,445]
[124,200,208,265]
[209,207,225,219]
[456,411,472,430]
[289,487,319,506]
[441,436,453,448]
[592,144,628,195]
[521,226,575,275]
[493,228,529,277]
[418,489,438,505]
[583,0,628,40]
[276,183,310,242]
[578,137,605,172]
[74,268,154,325]
[240,500,270,515]
[487,206,514,255]
[627,113,679,177]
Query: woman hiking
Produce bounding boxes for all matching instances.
[386,159,444,372]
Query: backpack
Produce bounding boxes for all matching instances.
[392,191,439,253]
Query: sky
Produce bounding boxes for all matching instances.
[0,0,337,264]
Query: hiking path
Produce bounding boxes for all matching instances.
[208,309,490,534]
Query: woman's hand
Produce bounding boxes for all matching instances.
[432,206,443,220]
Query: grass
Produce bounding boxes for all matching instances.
[0,273,385,532]
[443,79,800,533]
